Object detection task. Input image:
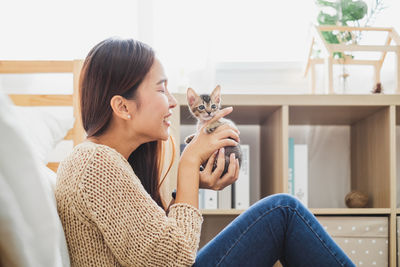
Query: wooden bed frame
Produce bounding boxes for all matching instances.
[0,60,86,172]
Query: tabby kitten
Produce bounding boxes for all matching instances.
[185,85,242,177]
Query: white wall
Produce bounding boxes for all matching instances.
[1,0,399,94]
[0,0,140,60]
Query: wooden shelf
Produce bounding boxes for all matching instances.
[200,208,391,216]
[180,105,280,125]
[201,209,244,216]
[171,93,399,266]
[310,208,391,215]
[173,93,400,107]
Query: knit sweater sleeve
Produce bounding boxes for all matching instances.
[77,146,203,267]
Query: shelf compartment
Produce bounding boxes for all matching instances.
[179,105,281,125]
[199,215,237,249]
[351,106,392,209]
[289,105,385,125]
[288,105,392,209]
[179,104,288,202]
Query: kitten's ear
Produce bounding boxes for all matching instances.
[187,87,198,106]
[211,85,221,104]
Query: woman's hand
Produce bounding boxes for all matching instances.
[199,147,240,190]
[176,107,240,208]
[180,107,240,166]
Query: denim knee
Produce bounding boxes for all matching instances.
[259,193,302,210]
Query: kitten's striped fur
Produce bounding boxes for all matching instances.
[185,85,242,177]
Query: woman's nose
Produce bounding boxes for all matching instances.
[168,93,178,108]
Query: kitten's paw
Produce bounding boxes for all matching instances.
[205,127,215,134]
[185,134,195,144]
[205,121,221,134]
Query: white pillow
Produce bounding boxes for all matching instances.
[0,93,70,267]
[12,106,74,164]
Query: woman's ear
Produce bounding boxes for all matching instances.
[110,95,135,120]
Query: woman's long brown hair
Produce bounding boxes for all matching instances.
[80,37,173,210]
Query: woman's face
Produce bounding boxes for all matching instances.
[128,58,177,142]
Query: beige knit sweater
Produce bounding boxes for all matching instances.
[55,141,203,267]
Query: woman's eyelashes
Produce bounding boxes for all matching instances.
[157,85,166,93]
[160,85,170,94]
[158,81,167,93]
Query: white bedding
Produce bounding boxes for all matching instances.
[0,93,71,267]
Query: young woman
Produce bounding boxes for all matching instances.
[55,37,355,267]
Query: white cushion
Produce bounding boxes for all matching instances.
[0,93,70,267]
[12,106,74,165]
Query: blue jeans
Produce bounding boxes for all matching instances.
[193,194,355,267]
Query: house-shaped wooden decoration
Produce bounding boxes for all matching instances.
[304,25,400,94]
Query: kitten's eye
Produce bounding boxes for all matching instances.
[211,104,217,109]
[198,105,205,110]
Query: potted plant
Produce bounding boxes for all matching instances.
[316,0,385,58]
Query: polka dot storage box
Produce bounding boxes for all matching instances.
[317,216,388,267]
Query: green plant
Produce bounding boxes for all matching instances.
[315,0,385,58]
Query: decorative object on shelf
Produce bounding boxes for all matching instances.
[345,190,369,208]
[304,25,400,94]
[315,0,370,59]
[338,56,351,94]
[313,0,381,93]
[371,82,383,93]
[305,1,400,94]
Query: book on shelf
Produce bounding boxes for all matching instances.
[293,144,308,207]
[180,143,186,155]
[233,144,250,209]
[204,189,218,209]
[199,189,205,209]
[288,138,294,195]
[181,143,249,210]
[218,185,232,209]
